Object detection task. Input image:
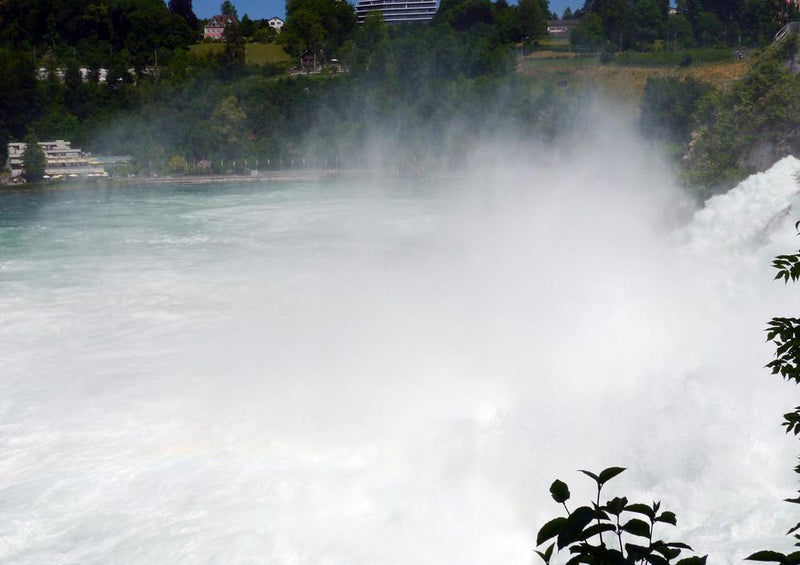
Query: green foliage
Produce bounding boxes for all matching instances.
[640,76,712,149]
[517,0,549,39]
[665,14,695,49]
[222,22,246,65]
[576,0,789,50]
[253,26,279,44]
[675,37,800,196]
[571,13,605,49]
[535,467,706,565]
[631,0,664,46]
[693,11,722,48]
[220,0,238,19]
[282,0,356,57]
[0,0,194,69]
[21,134,46,182]
[169,0,198,30]
[587,0,634,49]
[744,223,800,563]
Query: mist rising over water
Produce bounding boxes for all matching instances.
[0,133,799,564]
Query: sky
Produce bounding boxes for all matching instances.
[192,0,581,21]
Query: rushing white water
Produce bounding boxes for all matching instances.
[1,149,799,565]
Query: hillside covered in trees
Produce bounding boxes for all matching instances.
[570,0,797,50]
[1,0,799,197]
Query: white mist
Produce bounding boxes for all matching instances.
[0,135,798,564]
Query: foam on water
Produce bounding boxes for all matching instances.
[1,151,800,565]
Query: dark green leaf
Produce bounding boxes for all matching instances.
[598,466,626,484]
[537,517,567,546]
[653,546,682,560]
[676,557,707,565]
[788,522,800,536]
[605,496,628,515]
[558,506,595,549]
[603,548,630,565]
[622,518,652,538]
[535,542,555,564]
[786,551,800,565]
[626,503,656,520]
[550,479,571,503]
[580,522,617,541]
[745,550,788,563]
[579,469,600,483]
[626,543,651,560]
[656,511,677,525]
[646,554,670,565]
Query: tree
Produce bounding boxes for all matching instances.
[253,26,278,43]
[583,0,633,48]
[694,11,722,47]
[168,0,198,29]
[665,14,695,49]
[210,95,248,157]
[21,135,46,182]
[563,6,573,19]
[640,76,711,146]
[220,0,238,19]
[632,0,664,46]
[535,467,707,565]
[571,12,604,48]
[167,154,187,174]
[739,0,780,45]
[518,0,549,39]
[283,0,356,56]
[438,0,496,31]
[282,9,326,55]
[222,21,245,65]
[239,14,256,38]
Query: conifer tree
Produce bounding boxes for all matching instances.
[168,0,198,29]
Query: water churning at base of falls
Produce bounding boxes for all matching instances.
[1,153,800,565]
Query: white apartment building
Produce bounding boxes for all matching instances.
[7,140,108,179]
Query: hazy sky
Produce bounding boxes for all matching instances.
[193,0,580,21]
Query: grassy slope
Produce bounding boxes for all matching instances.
[189,43,292,64]
[519,44,749,110]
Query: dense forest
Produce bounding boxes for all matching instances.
[1,0,800,196]
[570,0,798,50]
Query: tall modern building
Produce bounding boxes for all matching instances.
[355,0,437,25]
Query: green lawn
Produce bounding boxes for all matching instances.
[189,43,292,65]
[245,43,292,64]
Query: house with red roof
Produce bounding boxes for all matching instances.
[204,14,238,40]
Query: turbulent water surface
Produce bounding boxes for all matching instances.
[1,151,800,564]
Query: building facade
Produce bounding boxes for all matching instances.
[355,0,437,25]
[7,140,108,179]
[267,16,284,32]
[204,14,238,40]
[546,19,579,36]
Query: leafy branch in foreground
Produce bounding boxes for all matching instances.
[535,466,706,565]
[744,222,800,564]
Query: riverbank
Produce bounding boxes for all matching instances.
[0,169,347,190]
[0,166,462,191]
